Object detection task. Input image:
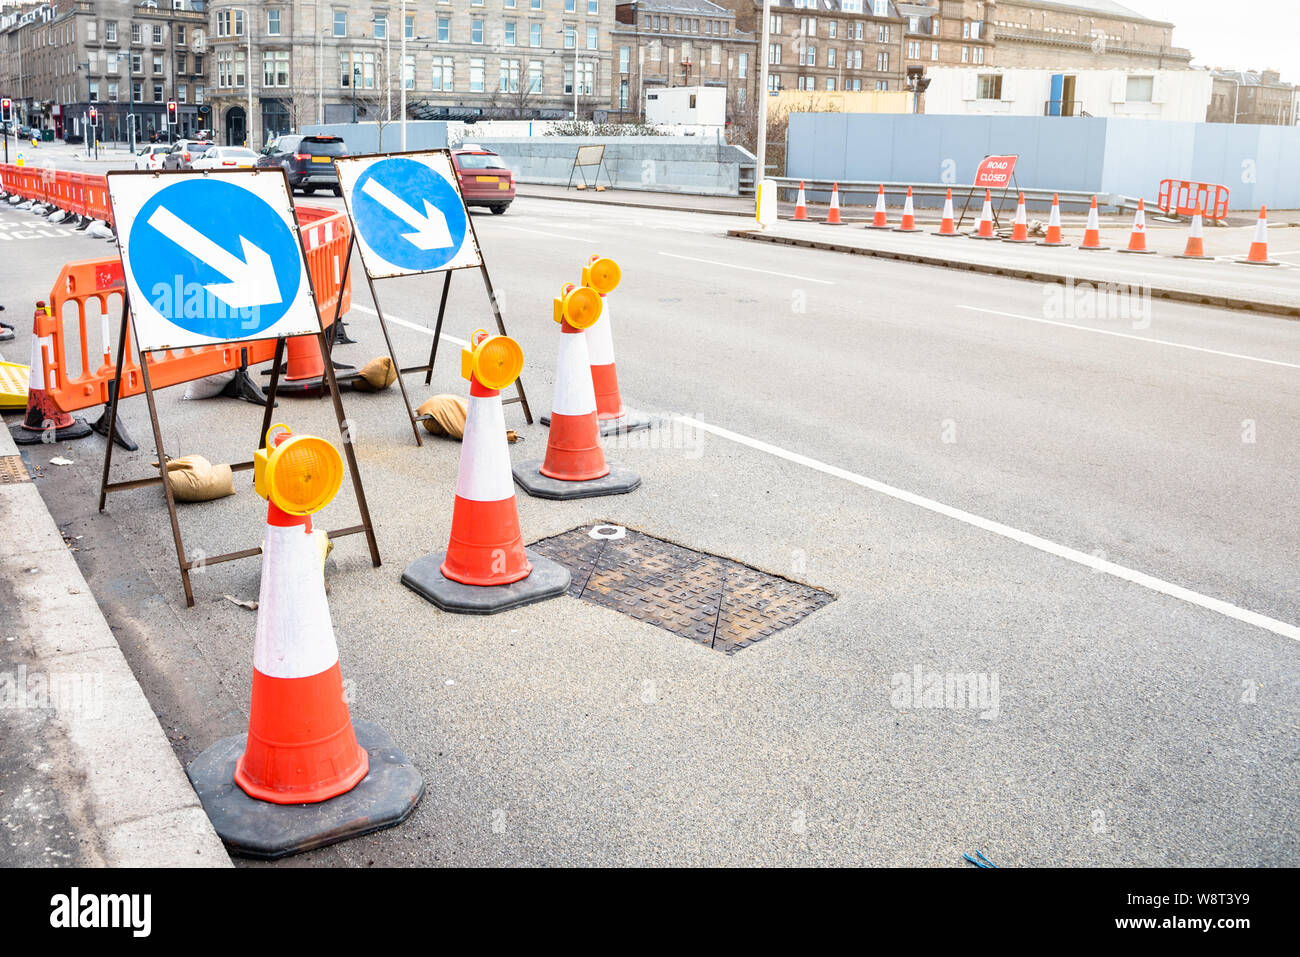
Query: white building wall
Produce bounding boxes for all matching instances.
[644,85,726,126]
[924,68,1214,123]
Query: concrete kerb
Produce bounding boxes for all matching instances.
[726,228,1300,321]
[0,425,231,867]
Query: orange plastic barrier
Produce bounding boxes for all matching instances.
[40,204,352,414]
[1158,179,1229,221]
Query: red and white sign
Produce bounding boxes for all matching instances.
[974,155,1018,189]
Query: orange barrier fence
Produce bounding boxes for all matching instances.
[1,162,113,226]
[1158,179,1229,221]
[38,204,352,414]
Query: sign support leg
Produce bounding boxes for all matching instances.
[97,296,132,512]
[317,330,381,567]
[423,270,451,387]
[363,270,424,446]
[138,350,195,607]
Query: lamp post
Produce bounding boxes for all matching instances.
[756,0,771,178]
[400,0,407,149]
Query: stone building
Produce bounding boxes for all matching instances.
[729,0,908,96]
[205,0,617,149]
[990,0,1190,71]
[609,0,756,122]
[0,0,208,144]
[1207,70,1296,126]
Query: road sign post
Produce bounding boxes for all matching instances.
[957,154,1020,230]
[333,149,533,446]
[98,167,380,605]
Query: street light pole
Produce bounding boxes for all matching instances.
[756,0,771,179]
[400,0,407,149]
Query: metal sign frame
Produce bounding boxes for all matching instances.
[956,153,1021,232]
[331,149,531,446]
[567,144,611,190]
[98,167,380,606]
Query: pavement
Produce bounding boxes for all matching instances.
[0,397,230,866]
[1,180,1297,867]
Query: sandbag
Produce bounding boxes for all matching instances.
[152,455,235,502]
[417,394,468,438]
[183,370,236,400]
[351,355,397,391]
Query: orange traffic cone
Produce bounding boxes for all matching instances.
[866,185,890,229]
[9,301,91,445]
[1003,192,1033,243]
[934,188,959,237]
[1118,198,1156,255]
[970,190,998,240]
[894,186,922,232]
[515,285,641,501]
[1238,207,1279,265]
[187,425,423,857]
[793,181,808,221]
[823,183,843,225]
[1037,194,1069,247]
[1078,196,1109,250]
[402,330,570,614]
[1175,205,1211,260]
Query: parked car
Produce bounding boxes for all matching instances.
[256,134,346,195]
[191,146,259,170]
[134,144,171,170]
[161,139,216,170]
[451,145,515,214]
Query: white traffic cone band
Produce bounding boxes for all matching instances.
[456,392,515,502]
[903,194,915,216]
[1015,202,1027,225]
[981,199,993,221]
[254,521,339,680]
[1086,205,1101,231]
[1048,203,1061,228]
[585,297,616,366]
[554,325,597,417]
[942,196,954,219]
[875,192,886,214]
[1189,212,1204,237]
[830,188,841,210]
[1252,216,1268,243]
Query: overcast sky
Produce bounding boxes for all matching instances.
[1124,0,1299,79]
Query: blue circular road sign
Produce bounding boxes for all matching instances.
[351,157,468,273]
[128,178,302,341]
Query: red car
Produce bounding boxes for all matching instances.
[451,146,515,214]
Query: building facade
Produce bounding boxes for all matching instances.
[1207,70,1296,126]
[205,0,617,150]
[609,0,756,122]
[991,0,1190,71]
[0,0,207,143]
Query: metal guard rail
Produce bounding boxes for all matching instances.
[765,178,1137,213]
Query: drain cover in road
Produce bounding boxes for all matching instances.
[530,523,834,653]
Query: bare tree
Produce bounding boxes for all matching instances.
[348,47,399,150]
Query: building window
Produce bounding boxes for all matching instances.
[176,25,186,45]
[977,74,1002,99]
[578,60,594,94]
[1126,75,1153,102]
[131,52,143,74]
[931,42,939,61]
[800,17,816,37]
[530,23,541,47]
[878,25,890,43]
[87,20,97,41]
[877,51,888,71]
[470,57,485,92]
[431,56,454,91]
[587,26,598,50]
[154,84,164,103]
[88,80,99,102]
[618,77,628,109]
[876,79,888,90]
[768,73,780,92]
[403,54,415,89]
[438,18,450,42]
[564,25,575,49]
[108,80,118,101]
[619,46,629,73]
[738,52,748,78]
[268,10,281,36]
[505,21,516,45]
[649,40,661,62]
[563,61,573,94]
[105,21,117,43]
[405,13,415,38]
[961,46,969,63]
[132,23,142,44]
[152,25,163,45]
[333,11,347,37]
[589,0,599,12]
[374,16,387,40]
[565,0,575,11]
[531,0,542,9]
[827,48,836,68]
[768,43,780,65]
[177,83,187,103]
[972,46,984,65]
[472,19,484,43]
[153,55,163,75]
[907,41,920,58]
[499,58,520,92]
[826,77,835,90]
[340,51,376,88]
[263,50,289,87]
[528,60,543,92]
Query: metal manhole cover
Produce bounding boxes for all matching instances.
[0,455,30,484]
[531,524,834,653]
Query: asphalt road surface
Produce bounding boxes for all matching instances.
[4,192,1297,866]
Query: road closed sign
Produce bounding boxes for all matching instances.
[974,155,1018,189]
[335,150,483,280]
[107,169,319,351]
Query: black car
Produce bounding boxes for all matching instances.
[161,139,215,170]
[257,134,346,195]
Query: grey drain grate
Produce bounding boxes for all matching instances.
[531,524,834,654]
[0,455,30,485]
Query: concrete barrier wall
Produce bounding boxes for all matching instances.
[787,113,1300,210]
[471,136,752,196]
[301,121,449,154]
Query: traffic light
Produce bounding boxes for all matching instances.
[1,98,11,123]
[88,106,98,124]
[166,101,177,125]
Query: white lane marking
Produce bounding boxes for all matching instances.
[658,251,836,285]
[1269,249,1300,258]
[958,305,1300,371]
[678,415,1300,643]
[494,224,593,243]
[351,303,469,347]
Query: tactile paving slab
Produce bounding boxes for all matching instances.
[531,523,834,653]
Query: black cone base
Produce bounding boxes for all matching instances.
[401,549,570,615]
[219,368,273,406]
[186,719,424,860]
[539,409,653,436]
[10,416,92,445]
[512,459,641,500]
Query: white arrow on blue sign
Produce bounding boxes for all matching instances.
[108,170,319,352]
[335,151,482,280]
